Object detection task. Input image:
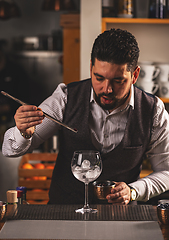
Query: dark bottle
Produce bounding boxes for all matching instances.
[166,0,169,17]
[159,0,167,18]
[149,0,167,18]
[102,0,116,17]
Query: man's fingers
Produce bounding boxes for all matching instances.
[106,181,131,205]
[14,105,44,133]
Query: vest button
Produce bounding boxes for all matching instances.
[104,134,109,138]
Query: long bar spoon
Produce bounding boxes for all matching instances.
[1,91,78,133]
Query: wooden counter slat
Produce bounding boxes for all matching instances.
[19,168,53,178]
[18,179,51,189]
[26,190,49,200]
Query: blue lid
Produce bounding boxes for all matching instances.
[16,186,27,194]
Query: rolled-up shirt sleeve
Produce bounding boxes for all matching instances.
[129,97,169,201]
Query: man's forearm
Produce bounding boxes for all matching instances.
[129,170,169,201]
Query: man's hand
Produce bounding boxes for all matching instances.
[106,182,131,205]
[14,105,44,136]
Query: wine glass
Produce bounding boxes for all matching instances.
[71,150,102,214]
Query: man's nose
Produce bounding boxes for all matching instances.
[103,80,113,94]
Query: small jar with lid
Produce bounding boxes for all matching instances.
[6,190,17,205]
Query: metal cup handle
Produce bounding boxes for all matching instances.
[153,67,160,80]
[152,83,159,95]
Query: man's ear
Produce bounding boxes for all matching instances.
[132,66,140,84]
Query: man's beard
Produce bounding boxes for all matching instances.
[93,90,130,111]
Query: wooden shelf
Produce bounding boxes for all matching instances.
[102,18,169,32]
[160,98,169,103]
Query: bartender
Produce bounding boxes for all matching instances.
[2,28,169,205]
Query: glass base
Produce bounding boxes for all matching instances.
[75,207,98,214]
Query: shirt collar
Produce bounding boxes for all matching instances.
[90,84,135,110]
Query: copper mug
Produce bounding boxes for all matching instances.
[0,201,6,220]
[93,180,115,200]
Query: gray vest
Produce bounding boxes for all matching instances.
[49,79,155,204]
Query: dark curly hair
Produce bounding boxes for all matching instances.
[91,28,140,73]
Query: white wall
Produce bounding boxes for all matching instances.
[80,0,101,80]
[106,23,169,63]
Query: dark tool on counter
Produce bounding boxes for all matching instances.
[1,91,78,133]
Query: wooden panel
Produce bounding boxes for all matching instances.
[19,169,53,178]
[60,14,80,85]
[20,153,57,162]
[27,190,49,200]
[63,28,80,84]
[18,153,57,204]
[60,14,80,28]
[18,179,51,189]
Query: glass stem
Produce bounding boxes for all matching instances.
[84,183,89,209]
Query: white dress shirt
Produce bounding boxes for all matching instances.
[2,83,169,202]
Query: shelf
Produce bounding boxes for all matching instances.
[102,18,169,32]
[160,98,169,103]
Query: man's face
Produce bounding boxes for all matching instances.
[90,59,140,111]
